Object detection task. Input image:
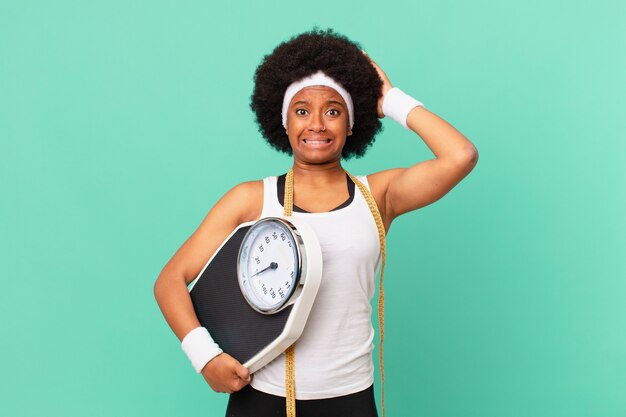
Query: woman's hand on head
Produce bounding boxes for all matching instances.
[201,353,251,394]
[362,50,393,118]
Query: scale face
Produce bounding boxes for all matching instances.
[188,216,322,373]
[237,218,303,314]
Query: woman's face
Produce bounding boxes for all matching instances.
[285,86,352,165]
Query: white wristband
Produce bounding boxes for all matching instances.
[382,87,424,129]
[181,327,223,373]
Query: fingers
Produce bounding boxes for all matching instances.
[221,356,249,391]
[225,366,250,393]
[225,354,250,382]
[232,376,250,392]
[201,353,251,394]
[234,363,251,383]
[361,50,386,77]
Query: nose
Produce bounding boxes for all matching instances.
[307,111,326,132]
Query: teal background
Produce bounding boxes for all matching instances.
[1,1,625,416]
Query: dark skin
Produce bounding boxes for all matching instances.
[154,51,478,393]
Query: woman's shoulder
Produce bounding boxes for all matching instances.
[230,178,265,194]
[219,179,265,224]
[363,169,405,230]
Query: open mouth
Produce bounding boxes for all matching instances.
[303,138,332,144]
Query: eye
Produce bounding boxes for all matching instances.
[327,109,340,116]
[295,108,307,116]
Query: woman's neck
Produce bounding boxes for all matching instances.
[291,160,346,187]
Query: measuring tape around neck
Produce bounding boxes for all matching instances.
[283,167,387,417]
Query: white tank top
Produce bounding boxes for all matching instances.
[250,174,382,399]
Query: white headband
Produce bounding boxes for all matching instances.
[281,70,354,130]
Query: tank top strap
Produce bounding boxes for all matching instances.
[355,174,372,192]
[260,176,281,218]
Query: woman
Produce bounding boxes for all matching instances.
[154,28,478,417]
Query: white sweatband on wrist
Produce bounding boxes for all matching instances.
[382,87,424,129]
[181,327,223,373]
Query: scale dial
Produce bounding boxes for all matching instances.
[237,217,303,314]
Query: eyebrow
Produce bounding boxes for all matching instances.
[292,100,345,108]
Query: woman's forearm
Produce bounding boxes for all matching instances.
[154,273,202,342]
[406,106,477,162]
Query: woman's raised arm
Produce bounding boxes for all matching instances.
[364,52,478,230]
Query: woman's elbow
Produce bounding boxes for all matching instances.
[153,275,165,302]
[453,146,479,169]
[154,271,174,302]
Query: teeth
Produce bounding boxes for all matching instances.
[304,139,330,144]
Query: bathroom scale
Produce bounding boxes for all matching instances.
[188,216,322,373]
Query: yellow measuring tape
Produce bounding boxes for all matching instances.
[283,167,387,417]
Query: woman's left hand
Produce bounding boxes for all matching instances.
[362,50,393,118]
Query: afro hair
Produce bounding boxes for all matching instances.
[250,27,384,160]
